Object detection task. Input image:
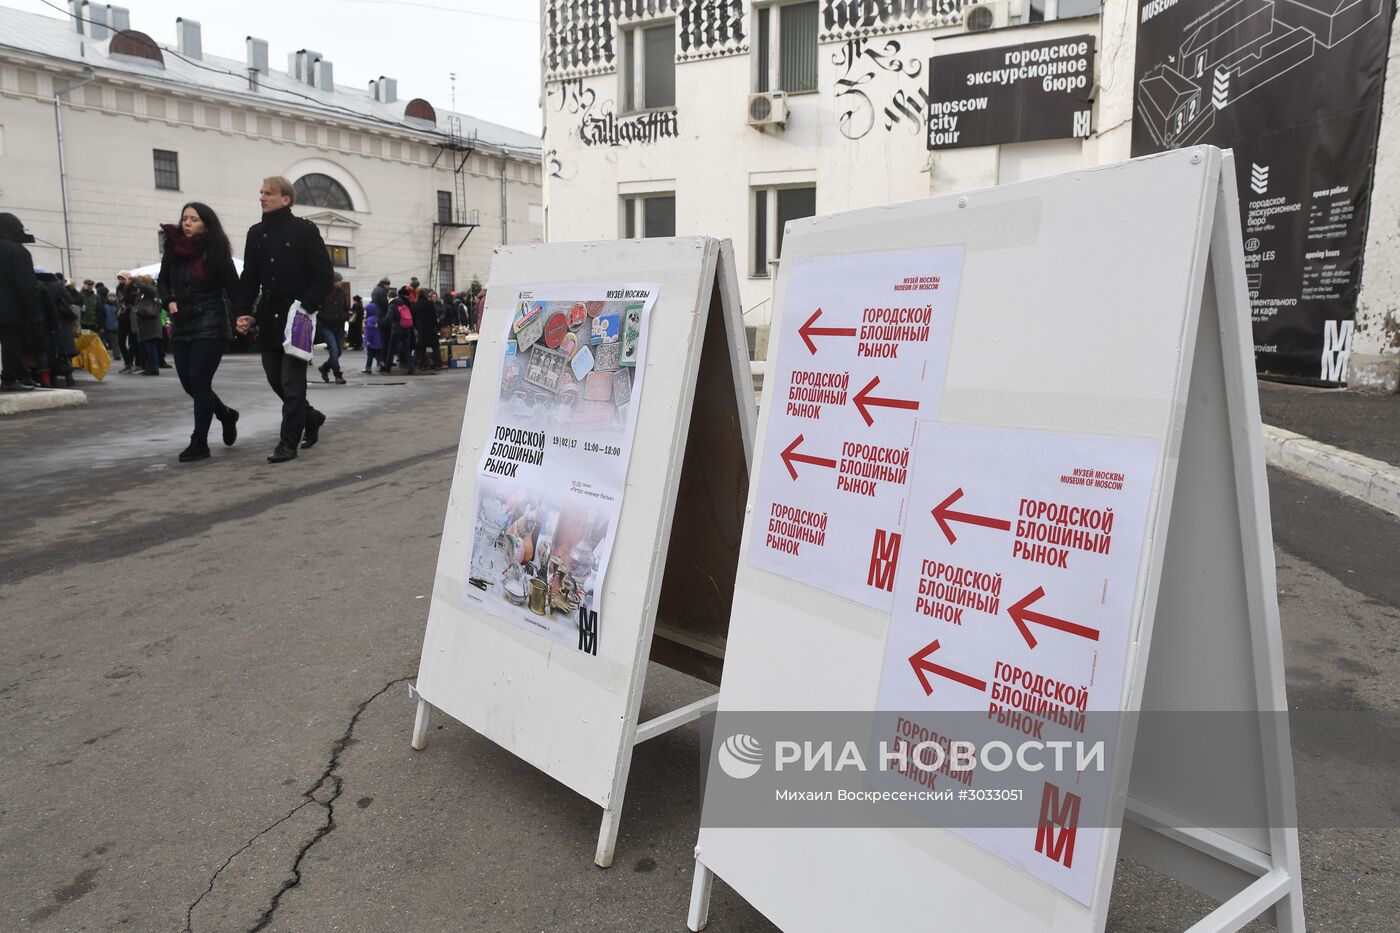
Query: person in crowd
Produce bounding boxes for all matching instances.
[317,273,348,385]
[408,276,421,301]
[414,286,440,370]
[100,287,119,353]
[386,285,415,375]
[371,276,390,318]
[361,299,383,374]
[232,175,334,464]
[133,274,163,375]
[38,270,79,386]
[80,279,99,334]
[348,294,364,350]
[115,271,139,373]
[0,212,39,392]
[377,286,395,371]
[158,201,242,463]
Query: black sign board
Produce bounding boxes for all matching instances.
[927,35,1095,150]
[1132,0,1391,383]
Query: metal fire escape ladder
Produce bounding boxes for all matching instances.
[428,117,481,291]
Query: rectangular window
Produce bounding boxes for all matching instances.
[752,183,815,276]
[437,190,453,224]
[779,2,818,93]
[438,254,456,293]
[753,188,768,274]
[153,149,179,190]
[622,194,677,239]
[755,7,771,93]
[776,186,816,260]
[622,21,676,111]
[326,245,351,268]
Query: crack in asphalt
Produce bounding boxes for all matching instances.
[182,674,415,933]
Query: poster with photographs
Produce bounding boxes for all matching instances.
[463,284,658,656]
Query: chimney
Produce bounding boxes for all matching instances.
[84,2,111,40]
[109,6,129,31]
[69,0,84,34]
[313,58,334,92]
[176,18,202,59]
[246,36,269,75]
[374,76,398,103]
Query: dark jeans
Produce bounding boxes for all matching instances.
[0,324,27,383]
[379,323,395,368]
[318,326,343,375]
[172,339,229,441]
[390,330,414,371]
[260,348,321,448]
[142,338,161,374]
[363,348,382,371]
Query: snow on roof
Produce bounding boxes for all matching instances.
[0,4,541,158]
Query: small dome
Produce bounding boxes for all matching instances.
[405,98,437,123]
[109,30,165,66]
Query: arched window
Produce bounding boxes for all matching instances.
[294,173,354,210]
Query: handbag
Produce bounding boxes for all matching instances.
[136,298,159,319]
[282,300,317,362]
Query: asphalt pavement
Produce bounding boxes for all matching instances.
[0,361,1396,932]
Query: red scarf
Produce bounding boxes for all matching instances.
[161,224,207,283]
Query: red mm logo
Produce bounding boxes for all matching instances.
[1035,782,1082,868]
[868,529,901,592]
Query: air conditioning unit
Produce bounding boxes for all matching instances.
[963,1,1009,31]
[748,91,787,129]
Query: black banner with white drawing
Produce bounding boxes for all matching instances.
[926,36,1095,150]
[1132,0,1392,383]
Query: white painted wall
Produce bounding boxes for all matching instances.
[0,56,542,296]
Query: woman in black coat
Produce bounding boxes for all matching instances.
[157,202,241,462]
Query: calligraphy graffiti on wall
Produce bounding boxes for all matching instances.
[546,0,744,79]
[548,77,680,150]
[678,0,749,61]
[821,0,971,41]
[832,38,931,140]
[582,108,681,146]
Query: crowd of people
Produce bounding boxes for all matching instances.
[0,180,487,465]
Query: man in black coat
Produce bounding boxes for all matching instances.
[372,276,392,372]
[232,176,335,463]
[0,213,39,391]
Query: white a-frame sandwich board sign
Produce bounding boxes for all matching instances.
[414,237,754,867]
[689,148,1304,932]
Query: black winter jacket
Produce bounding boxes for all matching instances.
[0,217,38,329]
[319,285,349,331]
[158,249,238,342]
[231,206,334,351]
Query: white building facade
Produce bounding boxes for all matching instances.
[0,4,543,299]
[541,0,1400,390]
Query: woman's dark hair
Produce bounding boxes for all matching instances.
[398,286,412,299]
[166,201,232,271]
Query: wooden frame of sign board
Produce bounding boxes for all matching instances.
[688,148,1304,932]
[412,236,754,868]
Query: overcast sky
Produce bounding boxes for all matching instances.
[8,0,543,133]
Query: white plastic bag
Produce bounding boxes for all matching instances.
[282,300,317,362]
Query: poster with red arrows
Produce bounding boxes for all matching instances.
[748,247,964,609]
[875,421,1158,905]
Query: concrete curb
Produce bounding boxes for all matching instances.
[1262,424,1400,519]
[0,388,87,416]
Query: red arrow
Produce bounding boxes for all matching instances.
[1007,586,1100,649]
[851,376,920,427]
[780,434,838,480]
[931,488,1011,544]
[799,308,857,355]
[908,638,988,696]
